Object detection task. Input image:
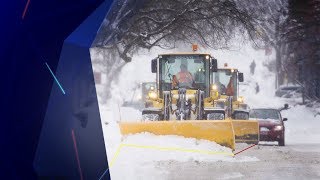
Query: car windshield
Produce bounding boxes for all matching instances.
[249,109,281,121]
[160,55,208,90]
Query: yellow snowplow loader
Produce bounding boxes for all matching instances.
[209,68,259,144]
[119,51,258,150]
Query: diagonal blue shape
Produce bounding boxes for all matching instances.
[45,62,66,95]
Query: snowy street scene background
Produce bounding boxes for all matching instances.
[90,0,320,179]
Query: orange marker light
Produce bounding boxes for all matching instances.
[192,44,198,52]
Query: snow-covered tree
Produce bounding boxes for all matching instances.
[92,0,261,99]
[95,0,259,62]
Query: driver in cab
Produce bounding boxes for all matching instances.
[172,63,194,88]
[215,76,234,96]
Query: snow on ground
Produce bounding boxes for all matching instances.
[282,105,320,144]
[100,105,258,180]
[220,172,244,180]
[96,42,320,179]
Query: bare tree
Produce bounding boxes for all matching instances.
[281,0,320,102]
[95,0,258,62]
[91,0,265,99]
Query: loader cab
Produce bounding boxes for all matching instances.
[211,68,242,100]
[152,54,216,97]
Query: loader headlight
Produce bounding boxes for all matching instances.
[148,91,158,99]
[211,84,218,91]
[237,97,244,103]
[274,125,283,131]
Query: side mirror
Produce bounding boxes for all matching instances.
[151,59,157,73]
[211,58,218,72]
[238,72,244,82]
[284,103,289,109]
[283,118,288,121]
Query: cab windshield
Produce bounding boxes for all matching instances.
[160,55,208,91]
[212,69,237,96]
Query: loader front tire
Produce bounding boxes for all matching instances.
[196,90,204,120]
[163,93,170,120]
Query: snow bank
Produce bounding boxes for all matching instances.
[109,133,258,180]
[99,105,258,180]
[282,105,320,144]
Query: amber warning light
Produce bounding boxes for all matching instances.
[192,44,198,52]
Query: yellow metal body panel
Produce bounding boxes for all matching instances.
[231,120,259,144]
[119,120,235,150]
[171,89,197,104]
[151,99,163,109]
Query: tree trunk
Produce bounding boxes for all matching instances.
[275,16,284,89]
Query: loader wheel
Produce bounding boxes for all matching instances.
[207,113,225,120]
[163,93,170,120]
[196,90,204,120]
[142,114,159,121]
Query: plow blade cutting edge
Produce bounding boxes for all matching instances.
[119,120,235,150]
[232,120,259,144]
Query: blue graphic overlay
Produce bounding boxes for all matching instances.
[34,1,113,179]
[0,0,112,179]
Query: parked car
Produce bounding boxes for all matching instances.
[275,85,302,98]
[249,108,288,146]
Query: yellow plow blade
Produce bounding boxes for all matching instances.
[232,120,259,144]
[119,120,235,150]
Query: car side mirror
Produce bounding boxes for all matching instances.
[284,103,289,109]
[151,59,157,73]
[238,73,244,82]
[283,118,288,121]
[211,58,218,72]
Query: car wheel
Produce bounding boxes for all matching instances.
[278,135,285,146]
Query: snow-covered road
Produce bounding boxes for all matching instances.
[100,103,320,180]
[155,143,320,180]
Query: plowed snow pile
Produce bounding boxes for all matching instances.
[100,105,259,180]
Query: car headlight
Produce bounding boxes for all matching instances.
[274,125,283,131]
[148,91,158,99]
